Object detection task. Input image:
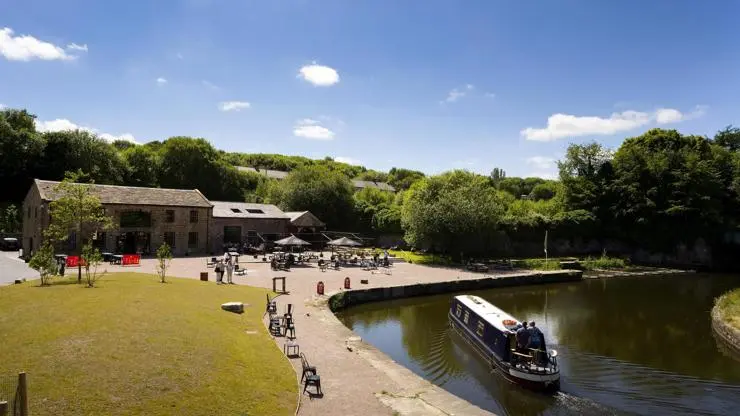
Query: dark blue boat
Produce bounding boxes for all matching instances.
[449,294,560,392]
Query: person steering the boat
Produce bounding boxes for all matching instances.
[527,321,548,365]
[515,320,530,353]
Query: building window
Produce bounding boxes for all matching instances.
[165,210,175,223]
[230,208,242,213]
[463,310,470,325]
[189,210,198,223]
[476,321,485,337]
[27,207,30,218]
[164,232,176,248]
[120,211,152,227]
[455,304,462,317]
[188,232,198,249]
[246,209,264,214]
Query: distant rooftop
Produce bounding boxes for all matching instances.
[210,201,288,219]
[236,166,396,192]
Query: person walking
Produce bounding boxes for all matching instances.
[226,255,234,284]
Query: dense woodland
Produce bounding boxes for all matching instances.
[2,108,740,259]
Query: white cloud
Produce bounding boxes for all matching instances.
[34,118,138,143]
[521,106,707,141]
[485,92,496,99]
[298,63,340,86]
[293,119,335,140]
[0,27,83,61]
[156,77,168,86]
[219,101,251,112]
[442,84,475,103]
[0,103,6,109]
[202,80,220,91]
[655,105,707,124]
[176,52,184,60]
[66,43,88,52]
[526,156,556,170]
[335,156,361,165]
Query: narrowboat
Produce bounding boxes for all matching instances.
[448,295,560,392]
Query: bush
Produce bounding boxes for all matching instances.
[581,255,627,270]
[29,242,57,286]
[515,258,561,271]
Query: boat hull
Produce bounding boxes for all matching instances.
[449,311,560,393]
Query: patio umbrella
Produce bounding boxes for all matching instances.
[327,237,362,247]
[274,235,311,246]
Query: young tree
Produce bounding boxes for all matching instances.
[44,170,114,283]
[81,243,105,287]
[29,241,57,286]
[156,242,173,283]
[0,204,20,233]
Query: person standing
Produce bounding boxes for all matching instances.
[516,320,530,353]
[226,255,234,284]
[215,258,224,285]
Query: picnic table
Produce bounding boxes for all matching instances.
[111,255,123,265]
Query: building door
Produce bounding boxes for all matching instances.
[223,226,242,244]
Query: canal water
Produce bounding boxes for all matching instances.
[336,274,740,416]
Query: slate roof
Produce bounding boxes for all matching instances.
[34,179,212,208]
[236,166,289,180]
[284,211,326,227]
[211,201,288,219]
[351,180,396,192]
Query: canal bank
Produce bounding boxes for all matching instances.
[258,264,581,416]
[328,269,582,312]
[712,289,740,357]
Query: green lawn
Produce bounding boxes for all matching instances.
[716,288,740,332]
[0,273,296,416]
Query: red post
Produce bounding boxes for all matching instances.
[344,277,351,289]
[317,281,324,295]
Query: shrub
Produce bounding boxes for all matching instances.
[81,243,106,287]
[156,243,173,283]
[29,242,57,286]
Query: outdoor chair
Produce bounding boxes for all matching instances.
[207,257,216,268]
[304,373,322,396]
[300,353,317,382]
[318,260,328,272]
[266,294,277,314]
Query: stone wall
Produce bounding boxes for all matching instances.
[21,185,47,255]
[210,217,290,251]
[105,204,211,256]
[711,297,740,358]
[329,270,582,312]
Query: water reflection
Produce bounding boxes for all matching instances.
[337,274,740,415]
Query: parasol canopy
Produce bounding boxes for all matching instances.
[274,235,311,246]
[327,237,362,247]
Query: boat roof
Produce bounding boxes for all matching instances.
[454,295,521,333]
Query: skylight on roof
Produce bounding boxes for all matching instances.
[246,209,264,214]
[231,208,242,213]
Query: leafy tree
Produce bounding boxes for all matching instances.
[388,167,425,190]
[356,170,390,183]
[35,130,128,185]
[111,140,136,151]
[714,125,740,152]
[122,145,160,187]
[271,165,355,229]
[156,243,173,283]
[401,170,506,257]
[1,204,20,233]
[44,171,114,283]
[81,242,105,287]
[490,167,506,185]
[531,182,558,201]
[29,241,57,286]
[0,108,44,203]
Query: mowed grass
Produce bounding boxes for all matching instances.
[0,273,296,416]
[716,288,740,331]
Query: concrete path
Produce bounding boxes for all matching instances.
[0,250,38,285]
[98,254,501,415]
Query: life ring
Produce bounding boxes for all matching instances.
[502,319,517,326]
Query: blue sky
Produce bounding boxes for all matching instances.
[1,0,739,179]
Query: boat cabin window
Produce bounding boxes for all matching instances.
[476,320,485,337]
[463,310,470,324]
[455,304,462,317]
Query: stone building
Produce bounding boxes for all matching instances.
[285,211,326,234]
[22,179,212,256]
[209,201,290,251]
